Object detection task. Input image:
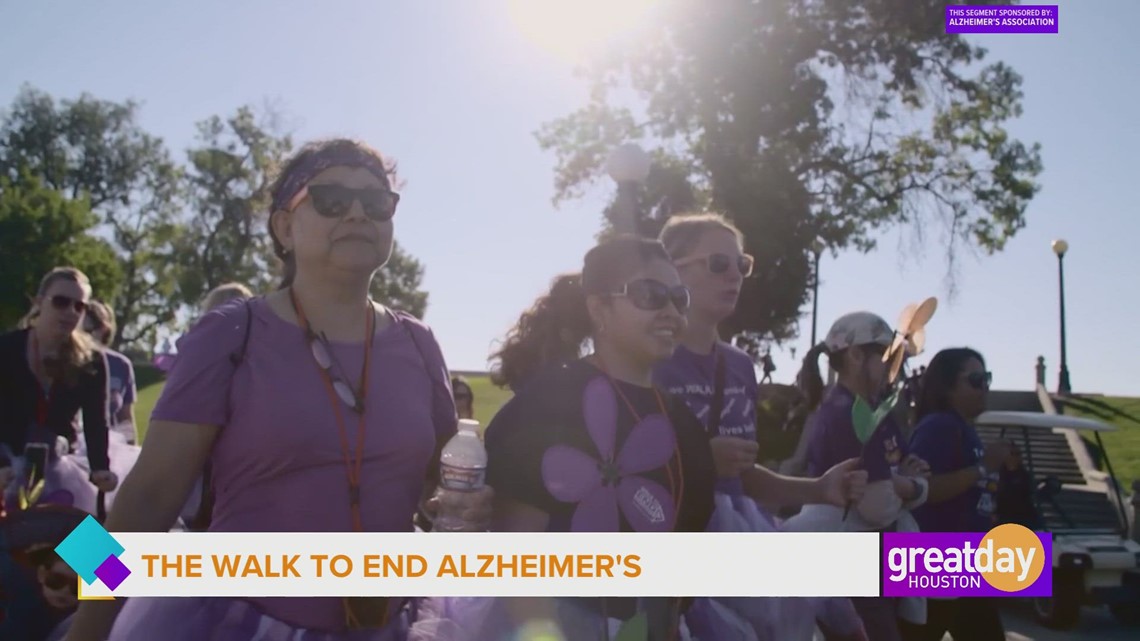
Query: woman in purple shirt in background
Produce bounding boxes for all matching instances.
[63,139,493,641]
[653,213,870,641]
[788,311,931,641]
[902,348,1011,641]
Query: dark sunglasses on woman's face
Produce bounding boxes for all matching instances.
[676,252,755,277]
[965,371,993,390]
[49,295,87,314]
[305,184,400,222]
[612,279,691,313]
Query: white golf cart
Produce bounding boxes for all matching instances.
[975,410,1140,629]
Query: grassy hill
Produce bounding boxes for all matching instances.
[134,374,514,443]
[1066,396,1140,491]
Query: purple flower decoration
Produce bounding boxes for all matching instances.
[541,376,677,532]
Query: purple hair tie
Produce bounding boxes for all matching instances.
[271,146,392,213]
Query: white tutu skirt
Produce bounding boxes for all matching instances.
[695,488,867,641]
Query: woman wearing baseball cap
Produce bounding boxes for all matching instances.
[784,311,931,641]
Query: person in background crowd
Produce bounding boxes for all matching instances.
[435,235,717,639]
[83,300,137,443]
[0,267,118,517]
[902,348,1011,641]
[63,138,492,641]
[450,375,474,420]
[202,282,254,313]
[787,311,931,640]
[152,283,253,375]
[654,213,869,640]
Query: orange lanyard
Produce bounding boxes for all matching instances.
[289,290,374,532]
[591,357,686,523]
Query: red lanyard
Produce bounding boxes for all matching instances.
[29,332,51,425]
[289,290,375,532]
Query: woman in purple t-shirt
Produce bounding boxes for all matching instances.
[64,139,492,641]
[903,347,1010,641]
[789,311,931,641]
[653,213,870,640]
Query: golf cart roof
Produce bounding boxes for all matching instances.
[975,410,1117,432]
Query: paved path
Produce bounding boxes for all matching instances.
[984,603,1133,641]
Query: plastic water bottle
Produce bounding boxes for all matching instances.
[434,419,486,532]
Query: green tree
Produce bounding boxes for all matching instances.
[0,85,187,349]
[370,242,429,318]
[178,105,291,303]
[0,171,122,329]
[537,0,1042,341]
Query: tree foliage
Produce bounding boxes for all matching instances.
[537,0,1043,341]
[1,86,434,344]
[178,106,291,304]
[0,171,122,329]
[370,242,429,319]
[0,86,185,348]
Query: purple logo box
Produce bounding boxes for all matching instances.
[882,531,1053,597]
[945,5,1058,34]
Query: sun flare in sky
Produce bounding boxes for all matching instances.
[506,0,661,63]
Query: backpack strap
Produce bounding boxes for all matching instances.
[190,297,255,532]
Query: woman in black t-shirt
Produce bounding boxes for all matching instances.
[0,267,117,517]
[433,235,716,640]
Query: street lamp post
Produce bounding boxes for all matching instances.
[605,143,652,236]
[1052,239,1072,395]
[810,240,825,346]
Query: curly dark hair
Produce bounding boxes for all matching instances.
[489,235,672,390]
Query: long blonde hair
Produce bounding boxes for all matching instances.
[20,267,99,384]
[202,282,253,312]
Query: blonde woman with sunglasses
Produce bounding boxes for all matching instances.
[653,213,869,640]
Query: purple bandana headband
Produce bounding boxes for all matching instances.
[271,146,393,213]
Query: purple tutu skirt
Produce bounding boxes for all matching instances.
[107,597,414,641]
[2,443,99,515]
[413,596,696,641]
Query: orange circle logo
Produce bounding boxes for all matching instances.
[977,523,1046,592]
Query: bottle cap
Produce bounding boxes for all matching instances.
[458,419,480,432]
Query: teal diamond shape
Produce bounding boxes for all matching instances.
[55,515,125,584]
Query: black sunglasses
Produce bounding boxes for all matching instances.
[49,295,87,314]
[964,371,993,390]
[677,252,755,277]
[306,184,399,222]
[612,279,690,313]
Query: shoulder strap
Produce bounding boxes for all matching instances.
[707,348,726,435]
[193,297,254,532]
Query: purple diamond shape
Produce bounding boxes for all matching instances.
[94,554,131,591]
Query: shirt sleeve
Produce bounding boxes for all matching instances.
[81,353,111,472]
[483,393,559,516]
[149,300,251,427]
[909,415,962,475]
[400,317,458,490]
[122,357,137,406]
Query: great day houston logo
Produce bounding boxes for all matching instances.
[882,524,1052,597]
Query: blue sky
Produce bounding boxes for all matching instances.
[2,0,1135,396]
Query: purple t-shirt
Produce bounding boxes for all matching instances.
[653,342,758,441]
[909,411,994,532]
[805,385,907,483]
[103,349,135,420]
[150,297,456,631]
